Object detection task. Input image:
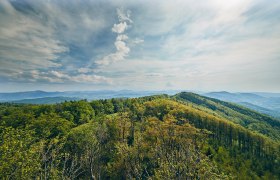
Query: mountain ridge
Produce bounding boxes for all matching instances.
[204,91,280,118]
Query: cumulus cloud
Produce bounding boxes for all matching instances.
[115,40,130,54]
[95,8,134,66]
[116,34,129,41]
[112,22,127,33]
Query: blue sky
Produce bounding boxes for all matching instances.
[0,0,280,92]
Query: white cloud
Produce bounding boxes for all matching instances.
[11,70,112,85]
[117,34,129,41]
[50,70,70,79]
[115,40,130,54]
[71,74,112,84]
[0,0,68,72]
[95,8,135,66]
[95,44,130,65]
[95,40,130,65]
[117,8,133,23]
[78,68,92,73]
[112,22,127,33]
[48,71,112,84]
[1,0,280,92]
[0,0,113,78]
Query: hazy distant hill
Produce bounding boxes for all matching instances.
[204,91,265,103]
[253,92,280,98]
[239,102,280,118]
[0,90,62,101]
[0,90,180,102]
[11,97,81,104]
[204,91,280,118]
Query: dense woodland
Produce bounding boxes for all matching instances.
[0,92,280,179]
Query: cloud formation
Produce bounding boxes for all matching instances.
[95,8,137,66]
[112,22,128,33]
[11,70,112,85]
[0,0,279,92]
[0,0,68,71]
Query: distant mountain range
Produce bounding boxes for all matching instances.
[0,90,180,102]
[10,97,81,104]
[203,91,280,118]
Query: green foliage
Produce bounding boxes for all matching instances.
[0,109,34,128]
[174,92,280,141]
[29,113,74,138]
[0,92,279,179]
[60,100,94,124]
[0,127,41,179]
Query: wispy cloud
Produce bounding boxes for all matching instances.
[0,0,279,92]
[10,70,112,85]
[0,0,68,71]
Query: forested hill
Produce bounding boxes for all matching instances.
[0,92,279,179]
[173,92,280,141]
[203,91,280,118]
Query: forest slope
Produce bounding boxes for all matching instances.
[0,93,279,179]
[174,92,280,141]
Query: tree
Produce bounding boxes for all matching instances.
[0,127,41,179]
[61,101,94,125]
[65,121,109,179]
[29,113,74,139]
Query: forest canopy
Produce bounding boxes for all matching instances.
[0,92,279,179]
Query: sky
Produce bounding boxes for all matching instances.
[0,0,280,92]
